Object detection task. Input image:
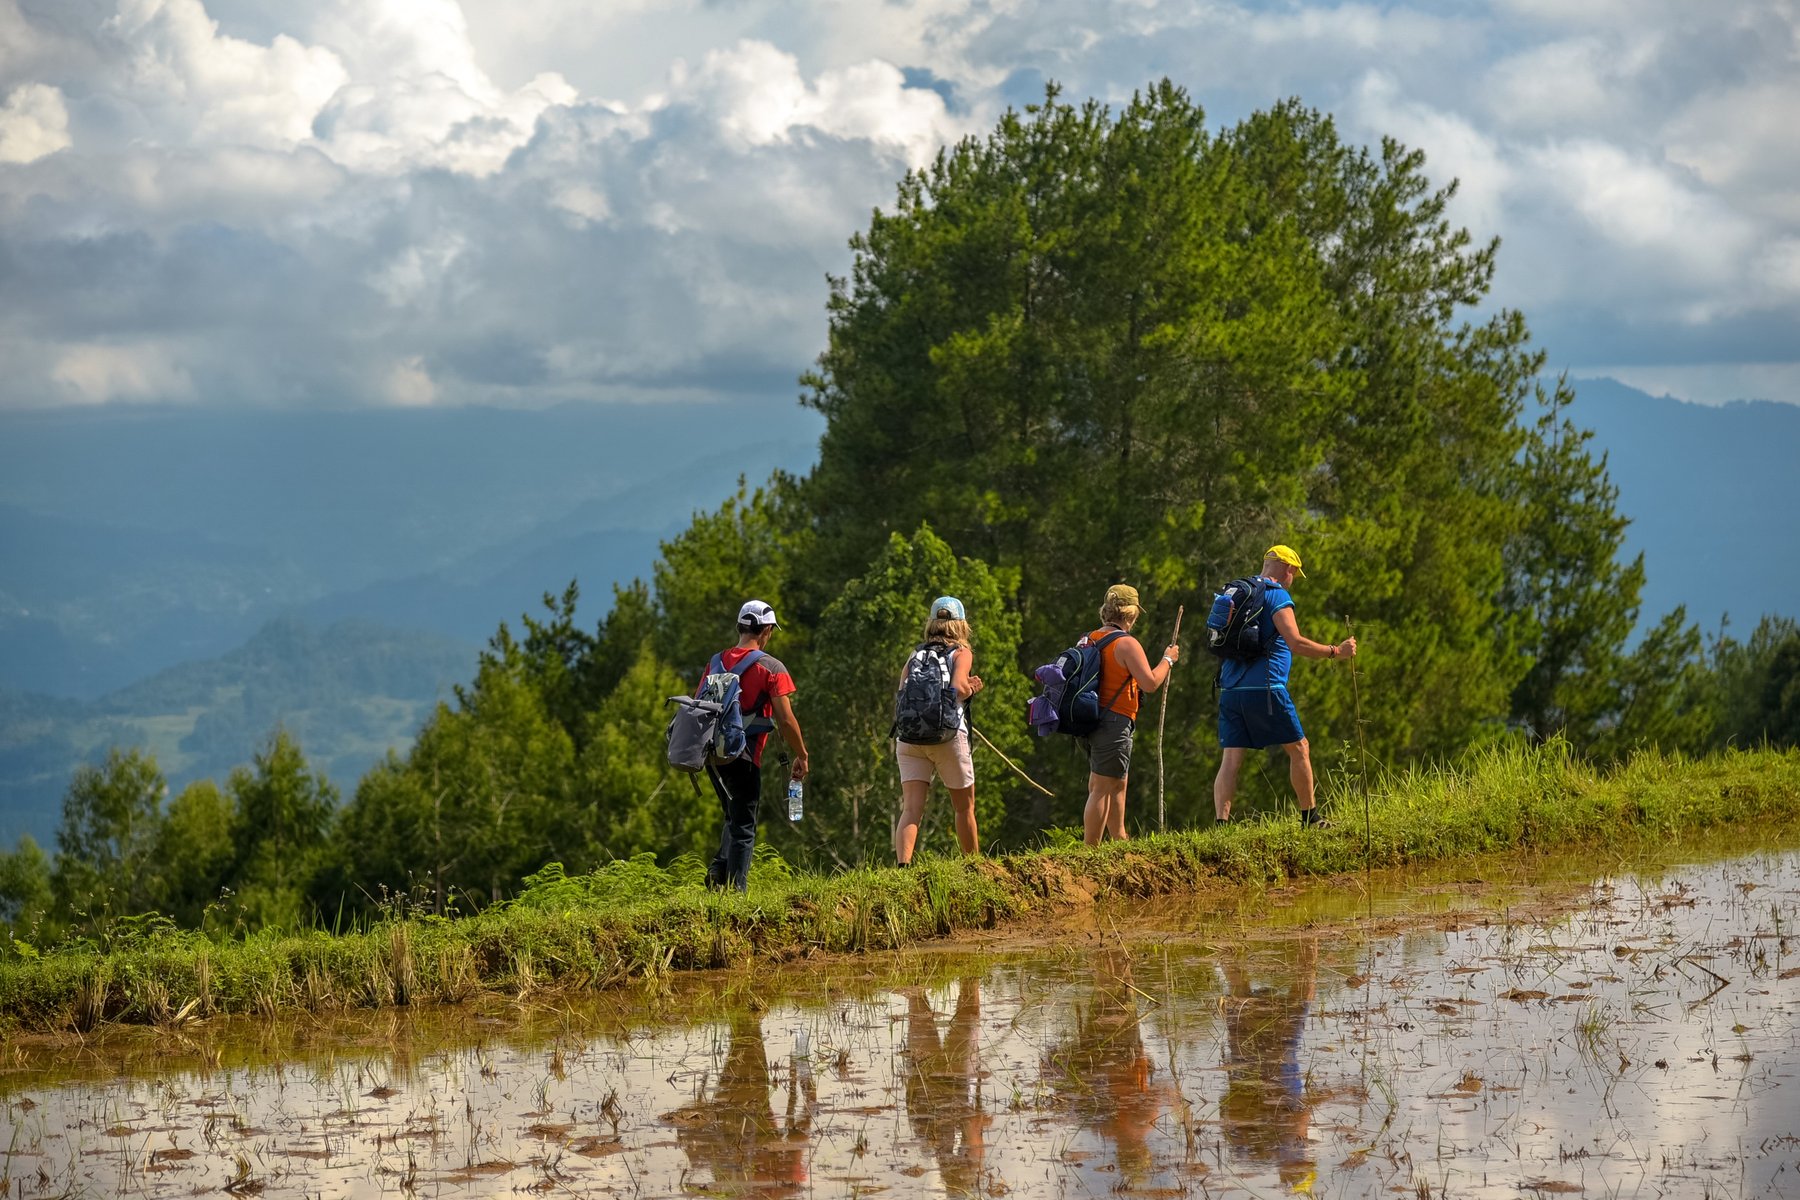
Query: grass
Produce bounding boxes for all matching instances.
[2,743,1798,1034]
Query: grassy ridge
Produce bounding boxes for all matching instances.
[3,744,1797,1034]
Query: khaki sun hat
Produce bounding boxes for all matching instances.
[1104,583,1140,609]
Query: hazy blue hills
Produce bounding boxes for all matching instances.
[0,617,472,847]
[1568,377,1799,634]
[0,400,823,697]
[1,382,1794,849]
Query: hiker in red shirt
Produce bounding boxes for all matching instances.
[703,600,809,891]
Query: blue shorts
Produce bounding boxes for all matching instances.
[1218,686,1304,750]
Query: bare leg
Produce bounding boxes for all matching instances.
[1105,776,1129,840]
[1214,748,1246,820]
[948,785,979,855]
[896,779,929,864]
[1283,739,1315,811]
[1083,775,1110,845]
[1086,776,1128,844]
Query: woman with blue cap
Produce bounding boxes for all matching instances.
[891,595,985,865]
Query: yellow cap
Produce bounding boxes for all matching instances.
[1104,583,1140,609]
[1266,544,1305,578]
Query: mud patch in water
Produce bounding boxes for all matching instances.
[3,845,1797,1197]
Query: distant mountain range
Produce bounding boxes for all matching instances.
[0,400,824,697]
[0,618,470,845]
[1567,377,1798,635]
[0,382,1793,847]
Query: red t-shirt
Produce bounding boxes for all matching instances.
[712,646,795,766]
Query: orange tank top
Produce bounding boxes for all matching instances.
[1089,627,1140,719]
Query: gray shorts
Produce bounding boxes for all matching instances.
[1083,709,1135,779]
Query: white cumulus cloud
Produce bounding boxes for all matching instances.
[0,82,72,163]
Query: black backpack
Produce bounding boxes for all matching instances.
[1052,630,1131,737]
[892,644,963,744]
[1205,577,1274,661]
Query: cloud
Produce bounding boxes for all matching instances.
[50,341,195,403]
[0,0,1795,411]
[0,82,71,163]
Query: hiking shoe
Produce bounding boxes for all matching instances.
[1300,810,1331,829]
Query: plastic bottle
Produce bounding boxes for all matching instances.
[786,778,804,821]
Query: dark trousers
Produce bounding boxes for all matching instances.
[706,757,762,892]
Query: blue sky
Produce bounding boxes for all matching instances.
[2,0,1796,410]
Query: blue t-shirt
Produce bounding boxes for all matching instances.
[1220,580,1294,689]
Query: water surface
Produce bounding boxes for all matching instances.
[4,843,1797,1197]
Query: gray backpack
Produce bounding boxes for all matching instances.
[891,644,962,745]
[666,650,771,773]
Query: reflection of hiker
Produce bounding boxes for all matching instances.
[672,1010,815,1196]
[901,978,990,1191]
[1080,585,1180,845]
[1211,547,1354,827]
[702,601,809,891]
[1048,948,1177,1186]
[1219,938,1320,1193]
[893,596,986,866]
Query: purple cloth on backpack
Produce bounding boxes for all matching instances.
[1028,662,1068,736]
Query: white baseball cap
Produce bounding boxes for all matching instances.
[737,599,779,629]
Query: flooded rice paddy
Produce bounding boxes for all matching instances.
[4,842,1798,1198]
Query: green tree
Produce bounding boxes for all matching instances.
[653,478,807,677]
[1708,616,1800,749]
[147,779,239,929]
[1506,377,1646,748]
[797,82,1541,794]
[574,647,711,862]
[1589,608,1714,760]
[586,578,659,702]
[408,636,577,906]
[51,748,166,922]
[799,525,1032,864]
[314,753,438,916]
[0,836,53,942]
[225,729,337,929]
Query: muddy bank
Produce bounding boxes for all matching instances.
[2,745,1798,1035]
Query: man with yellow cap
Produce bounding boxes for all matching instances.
[1213,545,1355,827]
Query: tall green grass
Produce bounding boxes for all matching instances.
[3,744,1796,1034]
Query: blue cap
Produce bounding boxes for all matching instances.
[929,595,966,621]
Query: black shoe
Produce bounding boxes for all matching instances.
[1301,809,1330,829]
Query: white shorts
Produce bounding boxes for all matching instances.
[895,730,975,789]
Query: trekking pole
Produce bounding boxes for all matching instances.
[1156,605,1185,834]
[968,723,1056,798]
[1346,616,1372,868]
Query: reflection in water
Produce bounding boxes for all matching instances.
[900,978,990,1192]
[669,1010,816,1197]
[1220,937,1319,1193]
[5,846,1798,1199]
[1048,947,1180,1189]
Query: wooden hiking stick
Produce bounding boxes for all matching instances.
[968,724,1056,798]
[1346,615,1372,866]
[1157,604,1185,833]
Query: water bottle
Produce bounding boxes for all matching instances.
[786,778,804,821]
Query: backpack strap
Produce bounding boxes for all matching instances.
[729,649,776,733]
[1094,629,1134,714]
[695,652,727,698]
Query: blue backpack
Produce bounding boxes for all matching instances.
[1205,577,1274,661]
[1050,630,1130,737]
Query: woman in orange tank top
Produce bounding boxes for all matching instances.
[1081,584,1181,845]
